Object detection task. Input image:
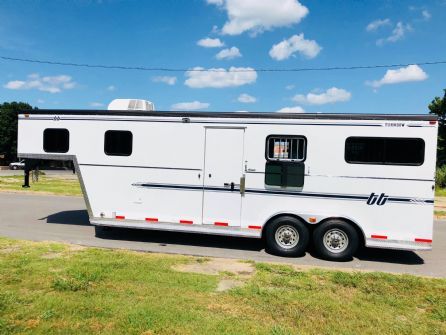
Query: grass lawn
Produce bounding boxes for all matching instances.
[0,238,445,334]
[0,175,81,196]
[436,188,446,197]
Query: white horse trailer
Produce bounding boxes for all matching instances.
[17,108,438,260]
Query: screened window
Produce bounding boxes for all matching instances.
[43,128,69,153]
[345,137,425,166]
[266,136,306,162]
[265,135,306,188]
[265,162,305,188]
[104,130,133,156]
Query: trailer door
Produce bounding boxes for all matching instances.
[202,127,245,227]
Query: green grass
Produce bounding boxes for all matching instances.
[436,188,446,197]
[0,238,445,334]
[0,175,81,196]
[435,210,446,217]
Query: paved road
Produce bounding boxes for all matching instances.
[0,192,445,278]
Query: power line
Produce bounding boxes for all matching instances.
[1,55,446,73]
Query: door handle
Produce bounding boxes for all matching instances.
[240,175,246,195]
[224,182,240,191]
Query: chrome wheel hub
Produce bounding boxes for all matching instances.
[275,225,299,249]
[323,229,349,253]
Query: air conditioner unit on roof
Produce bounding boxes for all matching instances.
[108,99,155,111]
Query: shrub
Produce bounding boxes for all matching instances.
[436,165,446,188]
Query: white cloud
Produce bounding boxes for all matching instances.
[216,46,242,60]
[90,102,105,107]
[366,18,391,32]
[366,64,428,89]
[237,93,256,103]
[285,84,295,90]
[422,9,432,20]
[197,37,224,48]
[37,99,45,104]
[376,21,412,45]
[4,73,76,93]
[152,76,177,85]
[208,0,309,36]
[276,106,305,113]
[293,87,351,105]
[185,66,257,88]
[409,6,432,21]
[269,33,321,60]
[107,85,116,91]
[207,0,223,5]
[171,101,210,110]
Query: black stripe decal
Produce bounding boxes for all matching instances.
[20,109,437,121]
[245,171,434,182]
[80,163,201,171]
[79,164,433,182]
[23,116,383,127]
[132,183,433,204]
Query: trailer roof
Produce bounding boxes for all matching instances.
[21,109,437,121]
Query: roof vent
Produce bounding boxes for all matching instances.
[108,99,155,111]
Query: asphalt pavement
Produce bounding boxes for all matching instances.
[0,192,445,277]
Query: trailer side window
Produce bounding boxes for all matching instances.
[266,136,306,162]
[104,130,133,156]
[345,137,425,166]
[265,136,306,188]
[43,128,69,153]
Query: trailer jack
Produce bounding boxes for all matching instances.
[22,159,41,188]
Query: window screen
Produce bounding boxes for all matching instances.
[43,128,69,153]
[265,162,305,188]
[266,136,306,162]
[104,130,133,156]
[345,137,425,166]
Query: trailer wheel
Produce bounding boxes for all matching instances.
[313,219,359,261]
[265,216,309,257]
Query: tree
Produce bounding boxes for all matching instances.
[429,89,446,166]
[0,102,34,164]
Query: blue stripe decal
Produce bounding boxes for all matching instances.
[132,183,433,204]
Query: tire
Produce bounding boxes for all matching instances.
[313,219,359,261]
[12,166,18,170]
[265,216,310,257]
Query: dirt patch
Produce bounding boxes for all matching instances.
[173,258,255,292]
[41,252,63,259]
[68,244,86,252]
[216,279,245,292]
[0,246,21,254]
[173,257,255,276]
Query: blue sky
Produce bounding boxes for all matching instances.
[0,0,445,114]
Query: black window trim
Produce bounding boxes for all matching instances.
[344,136,425,166]
[265,134,307,163]
[104,130,133,157]
[43,128,70,153]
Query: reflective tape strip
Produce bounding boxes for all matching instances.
[371,235,387,239]
[116,215,125,220]
[145,218,158,222]
[214,222,229,227]
[248,225,262,230]
[415,238,432,243]
[180,220,193,224]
